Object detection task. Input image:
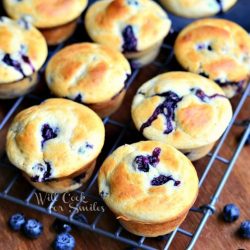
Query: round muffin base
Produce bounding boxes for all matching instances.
[181,142,215,161]
[24,159,96,193]
[125,42,162,68]
[40,19,78,46]
[87,88,126,118]
[0,72,38,99]
[118,211,188,237]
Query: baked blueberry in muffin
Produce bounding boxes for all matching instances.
[45,43,131,118]
[6,98,105,193]
[98,141,199,236]
[0,17,47,99]
[85,0,171,67]
[132,72,233,161]
[160,0,237,18]
[3,0,88,45]
[174,18,250,98]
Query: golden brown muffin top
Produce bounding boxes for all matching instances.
[85,0,171,52]
[3,0,88,28]
[0,17,47,83]
[7,98,105,181]
[174,19,250,95]
[98,141,198,223]
[46,43,131,103]
[132,72,232,149]
[160,0,237,18]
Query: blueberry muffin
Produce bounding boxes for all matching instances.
[0,17,47,99]
[98,141,199,236]
[46,43,131,118]
[3,0,88,45]
[160,0,237,18]
[6,98,105,193]
[131,72,232,161]
[85,0,171,67]
[174,18,250,98]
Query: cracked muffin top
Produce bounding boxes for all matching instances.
[160,0,237,18]
[3,0,88,28]
[0,17,47,83]
[85,0,171,53]
[174,18,250,97]
[6,98,105,182]
[98,141,198,223]
[45,43,131,103]
[131,72,232,149]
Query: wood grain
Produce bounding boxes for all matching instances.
[0,56,249,250]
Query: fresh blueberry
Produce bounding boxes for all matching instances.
[53,233,76,250]
[140,91,182,134]
[53,219,72,233]
[22,218,43,239]
[8,213,26,231]
[151,175,181,187]
[239,220,250,239]
[222,204,240,222]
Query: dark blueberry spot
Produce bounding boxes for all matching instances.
[3,53,25,77]
[207,45,213,51]
[127,0,139,6]
[197,44,206,50]
[73,173,86,184]
[122,25,137,52]
[196,44,213,51]
[78,142,93,154]
[238,220,250,239]
[22,54,35,72]
[41,124,58,147]
[86,143,93,149]
[74,94,82,103]
[8,213,26,231]
[100,190,109,198]
[140,91,182,134]
[2,50,35,78]
[22,219,43,239]
[215,79,245,94]
[199,72,210,78]
[184,152,191,156]
[191,88,226,102]
[31,161,52,182]
[18,18,30,30]
[222,204,240,222]
[73,213,88,224]
[52,219,72,234]
[53,233,76,250]
[151,175,181,187]
[133,147,161,172]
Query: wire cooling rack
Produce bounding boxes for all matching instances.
[0,1,250,250]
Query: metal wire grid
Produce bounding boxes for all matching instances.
[0,10,250,250]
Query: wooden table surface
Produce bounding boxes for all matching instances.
[0,61,249,250]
